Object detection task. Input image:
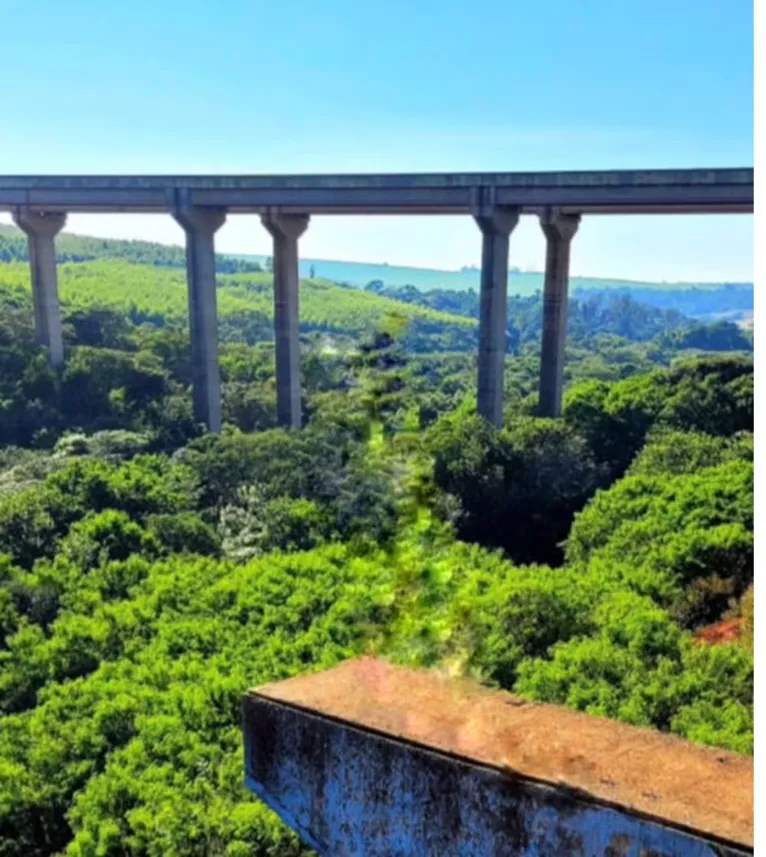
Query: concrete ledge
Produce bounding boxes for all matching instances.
[242,657,752,857]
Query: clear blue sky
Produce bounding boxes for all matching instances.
[0,0,753,282]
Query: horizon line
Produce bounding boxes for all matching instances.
[0,220,755,289]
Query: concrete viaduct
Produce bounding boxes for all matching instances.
[0,169,754,431]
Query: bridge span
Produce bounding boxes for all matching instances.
[0,168,754,430]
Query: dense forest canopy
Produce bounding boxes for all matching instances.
[573,284,754,320]
[0,230,754,857]
[365,280,753,353]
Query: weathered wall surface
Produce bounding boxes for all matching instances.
[243,658,753,857]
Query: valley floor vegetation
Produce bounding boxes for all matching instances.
[0,230,754,857]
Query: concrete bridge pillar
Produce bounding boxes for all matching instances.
[172,203,226,433]
[538,210,580,418]
[12,207,67,366]
[474,205,520,428]
[262,213,310,429]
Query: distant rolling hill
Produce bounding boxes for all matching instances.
[0,258,478,356]
[236,253,753,316]
[1,224,751,322]
[237,253,674,295]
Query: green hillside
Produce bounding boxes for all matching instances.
[0,223,261,274]
[0,259,477,353]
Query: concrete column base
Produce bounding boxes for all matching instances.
[12,207,67,366]
[262,213,310,429]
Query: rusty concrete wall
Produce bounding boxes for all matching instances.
[243,697,749,857]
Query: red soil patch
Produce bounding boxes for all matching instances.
[694,617,744,645]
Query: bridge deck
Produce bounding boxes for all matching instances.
[0,168,753,214]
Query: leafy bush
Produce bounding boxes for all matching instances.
[428,412,601,564]
[59,511,160,571]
